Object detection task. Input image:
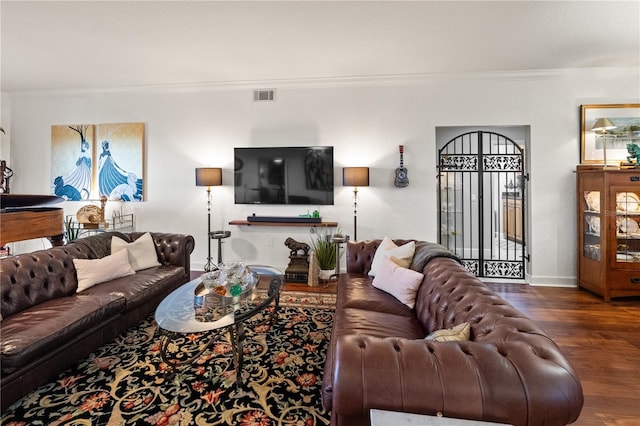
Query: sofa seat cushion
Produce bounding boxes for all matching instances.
[335,307,425,340]
[0,294,125,375]
[79,265,186,312]
[337,273,415,318]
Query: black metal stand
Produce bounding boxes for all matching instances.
[210,230,231,264]
[352,187,359,241]
[204,187,215,272]
[329,234,349,281]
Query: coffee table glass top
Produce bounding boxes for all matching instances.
[155,265,283,333]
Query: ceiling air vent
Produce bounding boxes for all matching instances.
[253,89,275,102]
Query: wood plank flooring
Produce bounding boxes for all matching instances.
[193,272,639,425]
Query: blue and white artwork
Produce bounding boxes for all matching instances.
[50,125,94,200]
[97,123,144,201]
[51,122,145,201]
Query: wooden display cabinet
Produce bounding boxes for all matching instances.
[577,168,640,301]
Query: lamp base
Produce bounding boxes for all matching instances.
[203,258,217,272]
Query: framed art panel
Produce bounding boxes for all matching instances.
[580,104,640,165]
[51,122,145,201]
[51,124,95,200]
[97,122,145,201]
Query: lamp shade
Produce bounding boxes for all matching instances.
[592,118,616,132]
[195,167,222,187]
[343,167,369,187]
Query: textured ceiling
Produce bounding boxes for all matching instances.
[1,1,639,93]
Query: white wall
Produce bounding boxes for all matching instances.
[4,67,639,284]
[1,94,11,173]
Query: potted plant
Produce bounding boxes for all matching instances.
[64,216,80,243]
[310,226,337,280]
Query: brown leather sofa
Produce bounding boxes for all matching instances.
[0,231,195,408]
[322,239,583,426]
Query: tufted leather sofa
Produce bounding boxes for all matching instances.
[0,231,195,408]
[322,239,583,426]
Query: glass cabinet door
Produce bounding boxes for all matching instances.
[583,190,602,261]
[613,189,640,266]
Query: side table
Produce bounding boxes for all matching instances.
[329,234,349,280]
[210,230,231,264]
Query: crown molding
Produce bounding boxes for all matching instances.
[6,66,638,99]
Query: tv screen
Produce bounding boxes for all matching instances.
[234,146,334,205]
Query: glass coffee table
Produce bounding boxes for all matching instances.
[154,265,283,386]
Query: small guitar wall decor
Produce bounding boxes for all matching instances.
[394,145,409,188]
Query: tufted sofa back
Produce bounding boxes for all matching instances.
[413,256,548,340]
[1,243,91,318]
[345,239,414,275]
[346,239,551,341]
[0,232,191,320]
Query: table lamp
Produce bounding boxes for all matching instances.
[592,118,616,168]
[343,167,369,241]
[195,167,222,271]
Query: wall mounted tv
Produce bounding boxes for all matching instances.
[234,146,334,205]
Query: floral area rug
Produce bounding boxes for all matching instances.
[1,291,336,425]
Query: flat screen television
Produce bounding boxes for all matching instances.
[234,146,334,205]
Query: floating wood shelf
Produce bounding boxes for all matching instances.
[229,220,338,228]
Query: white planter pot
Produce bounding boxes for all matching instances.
[319,269,334,281]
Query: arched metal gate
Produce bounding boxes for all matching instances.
[438,131,527,279]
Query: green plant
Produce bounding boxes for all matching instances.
[310,226,337,270]
[65,217,80,242]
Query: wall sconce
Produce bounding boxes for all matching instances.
[195,167,222,271]
[592,118,616,168]
[343,167,369,241]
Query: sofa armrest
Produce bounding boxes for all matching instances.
[331,335,583,426]
[131,232,195,270]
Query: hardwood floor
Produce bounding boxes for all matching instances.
[192,271,639,425]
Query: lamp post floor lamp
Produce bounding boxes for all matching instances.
[342,167,369,241]
[195,167,223,272]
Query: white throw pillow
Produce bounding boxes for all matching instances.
[111,232,160,271]
[372,256,424,309]
[74,249,135,292]
[369,236,416,277]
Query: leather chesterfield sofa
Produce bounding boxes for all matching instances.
[0,231,195,408]
[322,239,583,426]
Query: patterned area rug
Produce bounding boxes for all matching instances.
[1,291,336,425]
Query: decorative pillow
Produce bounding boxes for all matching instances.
[425,322,471,342]
[111,232,160,271]
[372,256,424,309]
[74,249,135,292]
[369,236,416,277]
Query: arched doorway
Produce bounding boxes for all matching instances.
[438,130,527,279]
